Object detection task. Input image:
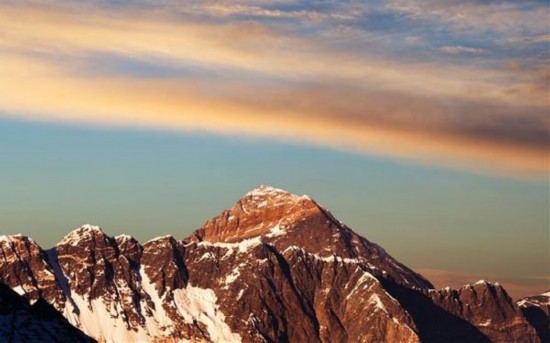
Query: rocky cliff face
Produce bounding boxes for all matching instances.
[0,185,545,342]
[519,291,550,342]
[0,281,94,342]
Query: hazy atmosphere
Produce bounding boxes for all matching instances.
[1,0,548,301]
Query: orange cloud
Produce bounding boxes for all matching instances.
[0,4,548,179]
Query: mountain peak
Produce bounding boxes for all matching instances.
[0,234,38,249]
[240,185,315,213]
[144,235,175,245]
[187,186,319,244]
[114,234,134,242]
[245,184,303,198]
[242,185,311,205]
[0,234,25,242]
[79,224,103,231]
[58,224,107,246]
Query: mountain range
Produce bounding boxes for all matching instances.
[0,185,548,342]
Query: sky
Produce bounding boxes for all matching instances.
[0,0,548,299]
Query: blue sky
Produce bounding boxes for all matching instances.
[0,0,548,297]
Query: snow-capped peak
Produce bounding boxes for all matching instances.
[0,234,24,242]
[79,224,103,232]
[244,185,311,202]
[58,224,106,246]
[241,185,313,213]
[115,234,134,241]
[145,235,174,244]
[188,186,321,245]
[458,280,494,289]
[0,234,36,248]
[245,185,289,197]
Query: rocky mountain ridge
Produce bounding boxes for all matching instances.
[0,185,547,342]
[519,292,550,341]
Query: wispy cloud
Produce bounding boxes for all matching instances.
[440,45,486,54]
[387,0,548,35]
[0,2,548,178]
[497,34,550,46]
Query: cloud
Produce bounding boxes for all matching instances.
[186,3,354,22]
[440,45,486,54]
[0,3,548,179]
[497,34,550,46]
[386,0,548,35]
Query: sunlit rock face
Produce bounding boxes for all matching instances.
[0,186,544,342]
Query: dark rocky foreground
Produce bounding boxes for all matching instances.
[0,281,94,342]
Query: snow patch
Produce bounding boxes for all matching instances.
[145,235,173,244]
[0,234,23,243]
[518,292,550,307]
[173,286,241,342]
[139,266,241,342]
[368,293,388,314]
[225,268,241,285]
[59,225,105,246]
[517,299,528,307]
[346,273,377,300]
[198,236,263,254]
[115,234,133,241]
[63,287,149,343]
[12,285,26,296]
[245,185,290,198]
[282,245,365,265]
[478,319,492,327]
[139,266,175,337]
[265,224,285,238]
[197,251,215,262]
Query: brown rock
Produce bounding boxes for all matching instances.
[519,291,550,342]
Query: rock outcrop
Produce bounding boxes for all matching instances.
[519,291,550,342]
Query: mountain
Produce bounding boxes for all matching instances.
[519,292,550,341]
[0,185,546,342]
[0,281,94,342]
